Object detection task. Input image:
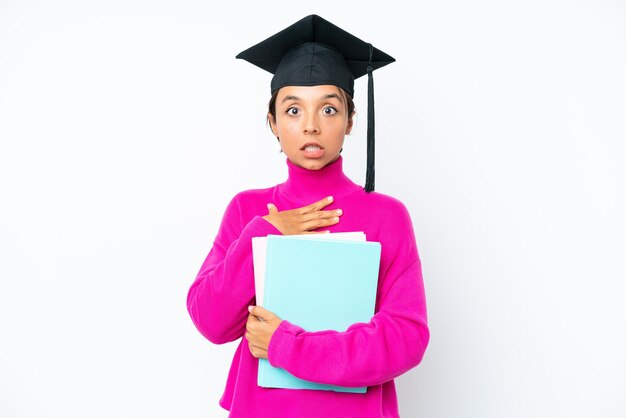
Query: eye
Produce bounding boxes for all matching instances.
[286,107,299,116]
[323,106,338,115]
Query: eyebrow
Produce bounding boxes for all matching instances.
[322,93,343,102]
[281,95,300,103]
[281,93,343,103]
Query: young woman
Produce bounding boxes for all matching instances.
[187,14,429,418]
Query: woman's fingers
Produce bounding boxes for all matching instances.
[298,196,334,214]
[266,203,278,214]
[266,196,343,235]
[298,208,342,224]
[300,214,341,231]
[294,196,342,232]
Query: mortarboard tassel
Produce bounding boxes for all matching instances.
[364,43,375,193]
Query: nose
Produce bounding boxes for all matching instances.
[303,113,320,134]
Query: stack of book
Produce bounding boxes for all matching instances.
[251,232,382,393]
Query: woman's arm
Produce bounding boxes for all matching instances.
[265,200,429,387]
[187,194,281,344]
[266,256,429,387]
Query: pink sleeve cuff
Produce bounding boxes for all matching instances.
[267,320,305,368]
[242,215,282,239]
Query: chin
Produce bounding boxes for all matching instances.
[289,153,339,170]
[301,160,327,170]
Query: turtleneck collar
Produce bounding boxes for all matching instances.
[278,155,360,205]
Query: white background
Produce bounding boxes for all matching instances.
[1,1,625,417]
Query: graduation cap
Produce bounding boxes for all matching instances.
[236,14,395,192]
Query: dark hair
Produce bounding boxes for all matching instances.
[266,86,356,128]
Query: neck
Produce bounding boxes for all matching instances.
[279,155,359,205]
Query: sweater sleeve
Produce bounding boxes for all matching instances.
[266,206,429,387]
[187,193,282,345]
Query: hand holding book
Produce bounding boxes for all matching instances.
[246,195,347,362]
[244,305,283,360]
[251,232,381,393]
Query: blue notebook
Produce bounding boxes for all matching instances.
[257,234,381,393]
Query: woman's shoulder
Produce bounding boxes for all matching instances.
[355,189,419,259]
[340,189,415,233]
[357,189,412,217]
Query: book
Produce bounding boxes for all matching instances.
[253,233,381,393]
[252,231,366,308]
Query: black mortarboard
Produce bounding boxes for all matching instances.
[236,14,395,192]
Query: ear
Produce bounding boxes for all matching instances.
[268,112,279,137]
[345,113,354,135]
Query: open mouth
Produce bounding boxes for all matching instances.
[301,142,324,151]
[301,142,325,158]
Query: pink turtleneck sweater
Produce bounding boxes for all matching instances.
[187,155,429,418]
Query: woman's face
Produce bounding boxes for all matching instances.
[269,84,353,170]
